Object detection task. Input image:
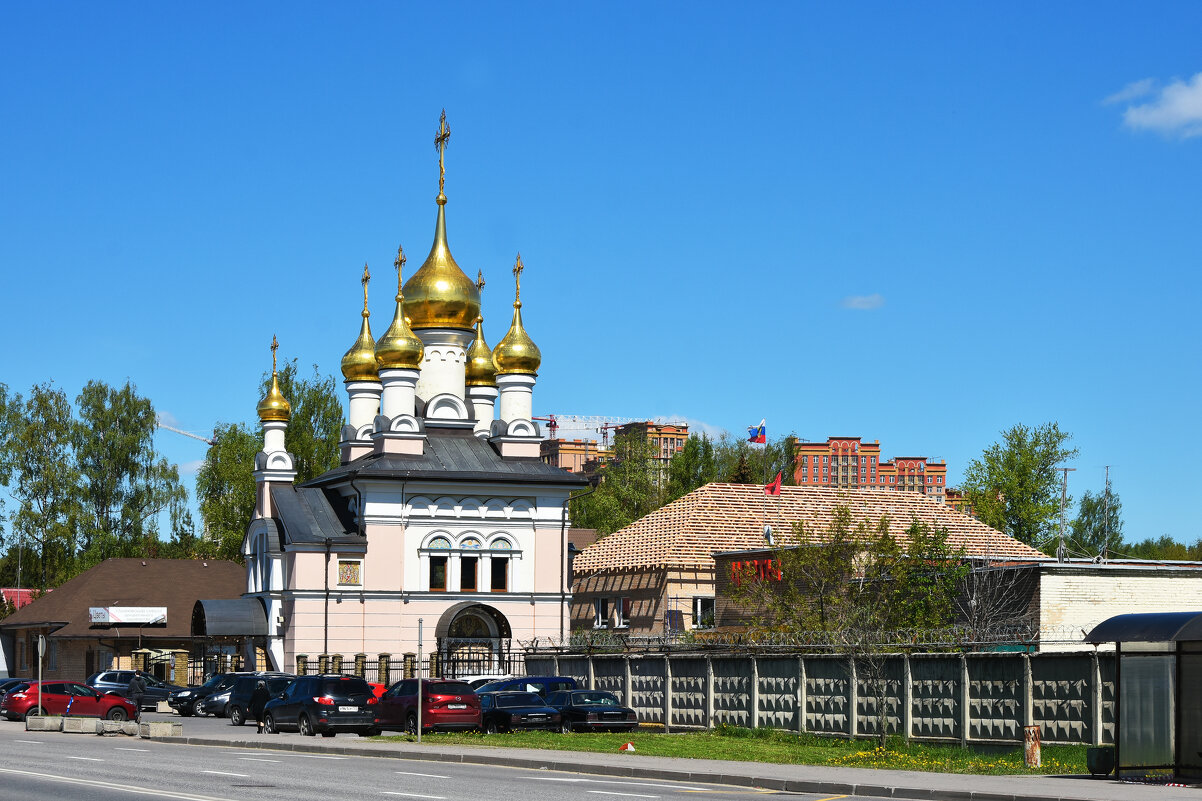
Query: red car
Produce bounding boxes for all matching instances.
[376,678,480,733]
[1,681,137,722]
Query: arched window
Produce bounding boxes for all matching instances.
[490,538,512,551]
[427,536,451,591]
[460,537,481,549]
[489,538,512,591]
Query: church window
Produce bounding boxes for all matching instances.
[428,536,451,549]
[430,556,447,591]
[490,557,509,592]
[337,560,362,586]
[461,557,478,592]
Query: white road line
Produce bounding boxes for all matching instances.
[531,777,707,791]
[586,793,659,799]
[380,793,446,800]
[394,770,450,779]
[65,756,104,762]
[115,747,151,752]
[202,771,249,778]
[0,766,239,801]
[237,757,281,762]
[14,739,43,744]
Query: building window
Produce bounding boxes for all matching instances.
[48,640,58,670]
[18,639,25,670]
[430,556,447,591]
[822,455,828,465]
[615,598,631,629]
[490,557,509,592]
[593,598,609,628]
[460,557,478,592]
[693,597,715,629]
[337,560,362,586]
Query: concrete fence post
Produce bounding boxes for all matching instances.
[848,657,858,739]
[663,655,672,732]
[750,656,759,729]
[552,654,560,678]
[959,653,970,747]
[624,655,632,708]
[1022,653,1033,733]
[705,655,715,730]
[798,656,807,736]
[1091,651,1103,746]
[902,654,913,743]
[588,655,595,691]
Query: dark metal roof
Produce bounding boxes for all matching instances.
[269,486,361,546]
[191,598,268,637]
[1085,611,1202,644]
[305,427,588,488]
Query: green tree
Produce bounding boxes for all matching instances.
[0,384,81,590]
[1119,536,1202,561]
[961,422,1078,546]
[572,428,662,536]
[1071,485,1123,558]
[195,361,342,561]
[726,452,755,484]
[665,433,717,502]
[73,380,186,565]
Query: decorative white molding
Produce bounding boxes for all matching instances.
[426,393,470,421]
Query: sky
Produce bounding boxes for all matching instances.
[1,2,1200,549]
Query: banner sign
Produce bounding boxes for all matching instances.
[88,607,167,624]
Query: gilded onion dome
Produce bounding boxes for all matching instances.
[400,110,480,331]
[376,245,425,369]
[340,264,380,382]
[492,254,541,375]
[257,335,292,422]
[466,316,497,386]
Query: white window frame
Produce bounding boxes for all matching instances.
[593,598,610,629]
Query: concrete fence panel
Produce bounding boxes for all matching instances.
[1031,653,1092,744]
[910,656,960,741]
[592,657,626,698]
[558,656,591,688]
[1099,654,1116,745]
[856,657,903,739]
[670,656,708,729]
[804,656,850,736]
[711,657,752,727]
[629,656,666,724]
[967,655,1022,742]
[758,657,800,731]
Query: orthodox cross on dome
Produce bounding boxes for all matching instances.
[360,262,371,316]
[512,253,524,302]
[434,109,450,196]
[476,269,486,293]
[270,334,279,374]
[393,245,406,296]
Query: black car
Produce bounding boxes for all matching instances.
[263,674,378,737]
[546,689,638,733]
[85,670,185,711]
[0,678,32,698]
[477,691,561,733]
[473,676,577,698]
[200,672,293,717]
[168,673,242,717]
[225,674,295,726]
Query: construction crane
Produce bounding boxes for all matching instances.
[534,414,685,446]
[156,420,216,446]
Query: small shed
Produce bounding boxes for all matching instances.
[1085,611,1202,780]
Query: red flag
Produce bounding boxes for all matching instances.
[764,471,782,496]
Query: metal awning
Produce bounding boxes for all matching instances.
[1084,611,1202,644]
[191,598,268,637]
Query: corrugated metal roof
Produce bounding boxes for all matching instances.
[270,486,361,545]
[191,598,268,637]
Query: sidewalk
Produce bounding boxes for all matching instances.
[160,727,1199,801]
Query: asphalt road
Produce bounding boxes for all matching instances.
[0,716,895,801]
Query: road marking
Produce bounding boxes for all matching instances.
[811,796,847,801]
[586,793,659,799]
[14,739,43,744]
[202,771,249,778]
[291,754,347,759]
[237,757,281,763]
[115,747,151,752]
[531,777,707,791]
[380,793,446,800]
[66,756,104,762]
[394,771,450,779]
[0,766,240,801]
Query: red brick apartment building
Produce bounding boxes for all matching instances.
[794,436,949,503]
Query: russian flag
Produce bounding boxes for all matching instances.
[747,419,766,444]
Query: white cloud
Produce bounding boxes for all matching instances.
[1102,78,1155,105]
[179,459,206,476]
[1117,72,1202,138]
[840,293,885,311]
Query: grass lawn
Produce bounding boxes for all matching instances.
[374,725,1088,775]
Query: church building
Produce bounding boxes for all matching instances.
[216,114,587,674]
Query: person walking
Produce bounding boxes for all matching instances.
[127,670,147,723]
[250,679,271,733]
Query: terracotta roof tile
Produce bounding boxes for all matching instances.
[573,483,1047,574]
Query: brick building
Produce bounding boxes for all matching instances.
[540,438,610,473]
[794,436,949,503]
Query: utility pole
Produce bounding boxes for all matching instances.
[1101,466,1111,561]
[1057,467,1076,563]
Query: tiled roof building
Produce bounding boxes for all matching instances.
[571,483,1046,635]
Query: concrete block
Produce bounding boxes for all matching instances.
[139,721,183,738]
[25,716,62,732]
[156,701,172,713]
[97,720,138,736]
[63,717,100,734]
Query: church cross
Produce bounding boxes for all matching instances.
[512,253,524,302]
[271,334,279,374]
[393,245,406,296]
[435,109,450,195]
[361,262,371,314]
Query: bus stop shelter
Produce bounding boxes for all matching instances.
[1086,611,1202,781]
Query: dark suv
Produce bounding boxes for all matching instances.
[86,671,184,711]
[263,674,378,737]
[225,674,295,726]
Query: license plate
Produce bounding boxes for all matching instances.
[448,703,466,709]
[338,705,357,712]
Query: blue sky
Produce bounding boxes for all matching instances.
[2,2,1199,548]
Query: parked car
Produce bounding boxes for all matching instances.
[477,691,561,733]
[0,680,136,722]
[225,674,295,726]
[85,670,185,710]
[168,673,228,717]
[376,678,480,734]
[459,675,515,690]
[545,689,638,733]
[0,678,32,697]
[262,674,378,737]
[199,671,292,717]
[474,676,577,698]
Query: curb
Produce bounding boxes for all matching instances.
[158,736,1096,801]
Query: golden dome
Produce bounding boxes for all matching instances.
[376,245,425,370]
[257,336,292,422]
[400,110,480,331]
[492,254,541,375]
[340,263,380,382]
[465,315,497,387]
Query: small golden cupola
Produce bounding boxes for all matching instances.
[340,264,380,382]
[257,335,292,422]
[465,270,497,387]
[492,254,542,375]
[401,109,481,332]
[376,245,425,369]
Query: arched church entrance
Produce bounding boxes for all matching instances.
[434,602,516,678]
